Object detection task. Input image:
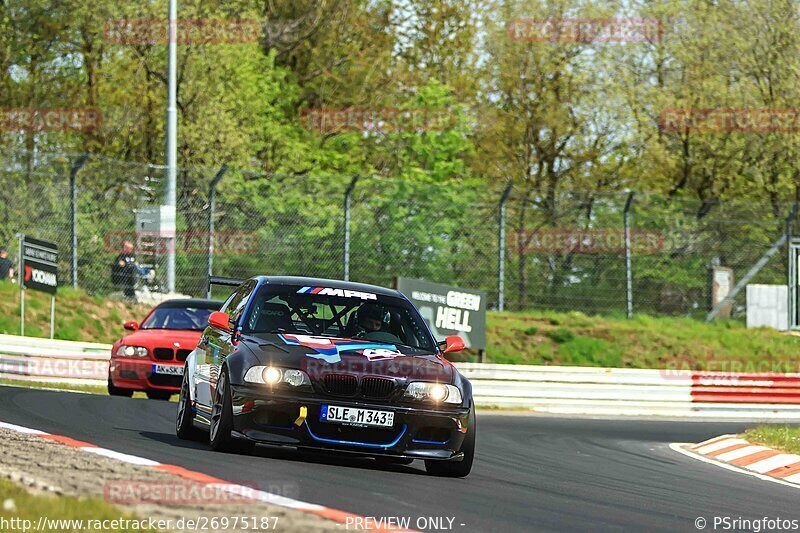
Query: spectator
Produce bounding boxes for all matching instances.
[0,248,14,281]
[111,240,137,298]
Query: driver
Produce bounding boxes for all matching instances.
[355,303,386,335]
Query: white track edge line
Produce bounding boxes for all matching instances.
[669,442,800,491]
[0,382,95,395]
[79,446,162,467]
[0,421,49,435]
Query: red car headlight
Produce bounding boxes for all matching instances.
[115,345,149,358]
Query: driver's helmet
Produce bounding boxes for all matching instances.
[356,303,387,332]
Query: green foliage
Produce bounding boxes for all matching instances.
[2,0,799,316]
[545,328,576,344]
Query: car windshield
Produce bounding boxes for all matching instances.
[140,305,218,331]
[243,285,436,352]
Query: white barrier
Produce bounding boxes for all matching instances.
[0,334,112,385]
[2,336,800,419]
[455,363,800,419]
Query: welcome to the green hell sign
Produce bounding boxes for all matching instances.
[395,277,486,350]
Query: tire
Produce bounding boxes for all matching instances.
[425,402,475,478]
[209,368,252,453]
[147,391,172,401]
[107,375,133,398]
[176,369,203,441]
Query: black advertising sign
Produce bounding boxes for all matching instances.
[396,277,486,350]
[23,237,58,294]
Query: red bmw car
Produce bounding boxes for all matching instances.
[108,298,222,400]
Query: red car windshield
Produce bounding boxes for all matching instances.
[141,305,217,331]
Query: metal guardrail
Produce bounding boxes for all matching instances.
[2,336,800,418]
[0,334,111,385]
[455,363,800,418]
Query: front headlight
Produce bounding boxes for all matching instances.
[404,382,463,404]
[244,366,312,388]
[115,345,148,358]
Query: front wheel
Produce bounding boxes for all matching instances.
[425,403,475,478]
[147,391,172,401]
[176,369,203,441]
[108,375,133,398]
[209,368,254,454]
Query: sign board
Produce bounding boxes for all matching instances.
[135,205,176,234]
[395,277,486,350]
[710,266,734,318]
[22,237,58,294]
[746,284,788,331]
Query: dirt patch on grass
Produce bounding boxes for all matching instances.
[0,428,350,532]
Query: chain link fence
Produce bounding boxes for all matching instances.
[2,148,793,319]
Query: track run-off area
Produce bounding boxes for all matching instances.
[0,385,797,532]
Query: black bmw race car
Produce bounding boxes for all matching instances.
[176,276,475,477]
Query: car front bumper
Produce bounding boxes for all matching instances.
[228,383,471,461]
[109,357,183,392]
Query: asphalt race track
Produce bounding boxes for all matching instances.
[0,386,797,532]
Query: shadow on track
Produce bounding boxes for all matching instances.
[137,430,429,476]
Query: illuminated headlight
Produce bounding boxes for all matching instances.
[404,382,462,404]
[244,366,311,387]
[263,367,282,384]
[116,345,148,358]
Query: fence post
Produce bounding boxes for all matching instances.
[343,176,359,281]
[16,233,23,336]
[623,192,635,319]
[498,184,513,311]
[787,190,799,329]
[206,165,228,298]
[69,155,88,288]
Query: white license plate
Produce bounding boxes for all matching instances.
[320,405,394,428]
[152,364,183,376]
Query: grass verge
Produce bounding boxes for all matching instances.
[474,310,800,369]
[0,281,149,344]
[743,426,800,455]
[0,477,160,532]
[3,279,799,370]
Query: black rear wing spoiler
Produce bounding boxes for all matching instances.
[206,276,245,297]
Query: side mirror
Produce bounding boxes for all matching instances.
[123,321,139,331]
[208,311,231,331]
[441,335,466,354]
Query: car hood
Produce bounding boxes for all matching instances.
[120,329,203,349]
[241,333,453,383]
